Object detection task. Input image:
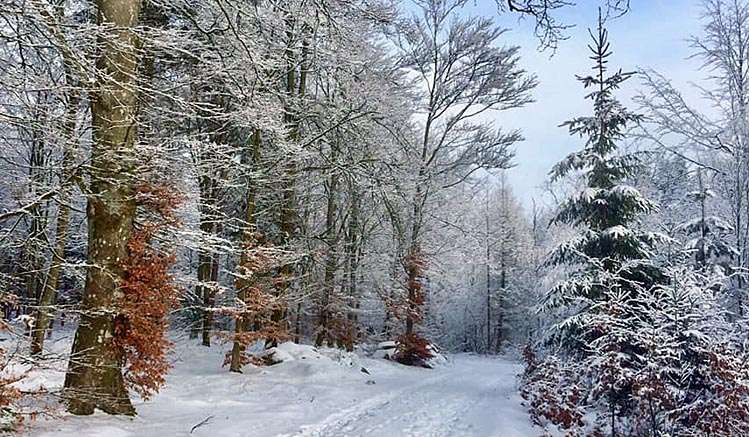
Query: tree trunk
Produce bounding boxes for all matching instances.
[345,188,360,349]
[25,138,47,317]
[316,142,339,347]
[31,68,80,356]
[270,25,308,344]
[30,197,69,355]
[294,302,303,343]
[201,255,220,347]
[63,0,141,416]
[193,238,210,340]
[229,129,261,371]
[202,170,226,347]
[196,209,213,344]
[405,174,425,337]
[272,165,295,337]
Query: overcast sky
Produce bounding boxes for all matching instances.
[460,0,706,208]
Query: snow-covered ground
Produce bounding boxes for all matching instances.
[28,340,540,437]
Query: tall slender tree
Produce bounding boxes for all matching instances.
[392,0,535,363]
[543,13,663,348]
[63,0,142,416]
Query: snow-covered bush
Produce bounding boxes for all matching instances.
[523,266,749,436]
[523,16,749,436]
[521,346,587,433]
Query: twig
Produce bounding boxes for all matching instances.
[190,415,215,434]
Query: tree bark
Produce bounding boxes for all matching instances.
[193,218,211,340]
[25,135,48,318]
[197,217,213,346]
[270,25,309,344]
[201,169,226,347]
[316,141,339,347]
[405,173,425,337]
[30,85,79,356]
[63,0,141,416]
[229,130,262,372]
[345,188,360,349]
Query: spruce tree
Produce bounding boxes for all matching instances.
[533,17,669,433]
[675,170,737,273]
[544,15,665,346]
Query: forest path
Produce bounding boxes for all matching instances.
[280,355,539,437]
[31,342,540,437]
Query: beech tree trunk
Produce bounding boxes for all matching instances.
[345,188,361,350]
[229,129,262,372]
[31,96,79,355]
[201,168,227,347]
[405,175,425,337]
[63,0,141,416]
[193,217,212,341]
[30,70,79,356]
[270,25,309,344]
[316,141,339,347]
[25,136,47,318]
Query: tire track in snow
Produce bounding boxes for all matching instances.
[278,358,535,437]
[389,368,508,437]
[276,370,454,437]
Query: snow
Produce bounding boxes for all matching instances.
[580,187,600,203]
[610,185,642,198]
[29,339,541,437]
[603,225,633,239]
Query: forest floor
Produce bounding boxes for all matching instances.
[26,337,541,437]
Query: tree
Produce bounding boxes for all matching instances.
[636,0,749,316]
[536,15,665,432]
[390,0,535,362]
[484,176,534,352]
[63,0,142,416]
[501,0,632,50]
[522,13,749,437]
[674,170,738,273]
[27,0,84,357]
[543,15,662,329]
[627,264,749,437]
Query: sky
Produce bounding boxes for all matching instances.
[461,0,706,208]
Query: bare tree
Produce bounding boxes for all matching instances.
[391,0,536,357]
[636,0,749,316]
[63,0,142,416]
[501,0,632,50]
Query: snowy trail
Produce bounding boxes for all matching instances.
[31,343,540,437]
[281,356,538,437]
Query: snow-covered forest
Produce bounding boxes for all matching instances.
[2,0,749,435]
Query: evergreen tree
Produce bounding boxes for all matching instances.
[537,23,669,430]
[524,19,676,434]
[675,170,738,274]
[521,17,749,436]
[544,15,665,332]
[629,264,749,436]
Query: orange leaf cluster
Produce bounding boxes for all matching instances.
[0,360,22,430]
[393,247,433,366]
[221,233,289,366]
[675,350,749,436]
[521,346,587,434]
[327,314,356,351]
[220,285,290,367]
[382,248,428,326]
[0,318,26,431]
[113,184,182,399]
[394,332,433,366]
[404,249,427,325]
